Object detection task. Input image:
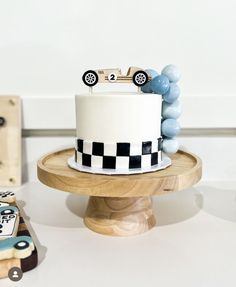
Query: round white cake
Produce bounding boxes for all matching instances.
[73,92,165,174]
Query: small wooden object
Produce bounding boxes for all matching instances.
[0,96,21,186]
[82,67,151,93]
[37,148,202,236]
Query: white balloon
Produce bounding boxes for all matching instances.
[162,138,179,154]
[162,100,182,119]
[161,65,181,83]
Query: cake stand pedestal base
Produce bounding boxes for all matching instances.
[37,148,202,237]
[84,196,156,236]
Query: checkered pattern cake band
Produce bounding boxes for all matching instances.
[75,138,162,170]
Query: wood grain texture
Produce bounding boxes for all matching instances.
[85,196,156,236]
[37,148,202,197]
[38,148,201,236]
[0,96,21,186]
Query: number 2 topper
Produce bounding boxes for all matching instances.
[82,67,152,91]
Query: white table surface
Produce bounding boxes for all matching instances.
[1,181,236,287]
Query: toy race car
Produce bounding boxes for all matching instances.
[82,67,151,87]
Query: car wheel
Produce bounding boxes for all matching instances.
[133,71,149,86]
[14,240,30,250]
[82,70,98,87]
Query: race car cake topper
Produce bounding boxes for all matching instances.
[82,67,152,90]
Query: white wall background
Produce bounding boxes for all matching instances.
[0,0,235,182]
[1,5,236,286]
[0,0,236,97]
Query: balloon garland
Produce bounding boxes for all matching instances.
[141,65,181,154]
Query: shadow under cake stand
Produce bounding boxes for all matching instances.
[37,148,202,236]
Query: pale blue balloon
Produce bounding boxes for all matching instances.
[161,119,181,137]
[145,69,159,79]
[161,64,181,83]
[141,69,159,93]
[162,138,179,154]
[162,100,182,119]
[150,75,170,95]
[163,83,180,103]
[141,80,152,93]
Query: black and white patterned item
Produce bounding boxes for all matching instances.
[0,191,15,203]
[0,206,19,238]
[73,138,164,173]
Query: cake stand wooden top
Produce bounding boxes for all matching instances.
[37,148,202,197]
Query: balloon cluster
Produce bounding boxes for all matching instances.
[141,65,181,154]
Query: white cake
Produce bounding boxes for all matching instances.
[70,91,171,175]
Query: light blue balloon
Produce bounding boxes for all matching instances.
[141,69,159,93]
[145,69,159,80]
[161,64,181,83]
[162,100,182,119]
[150,75,170,95]
[162,138,179,154]
[161,119,181,137]
[163,83,180,103]
[141,80,152,93]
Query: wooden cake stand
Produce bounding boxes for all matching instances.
[37,148,202,236]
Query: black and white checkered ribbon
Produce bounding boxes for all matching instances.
[75,138,162,169]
